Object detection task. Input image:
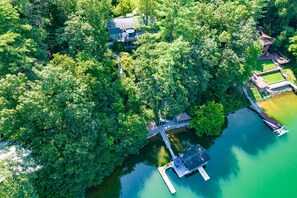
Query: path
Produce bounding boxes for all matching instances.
[148,120,189,138]
[115,54,124,78]
[242,87,262,113]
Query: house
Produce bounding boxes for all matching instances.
[107,14,142,49]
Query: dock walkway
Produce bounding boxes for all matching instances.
[158,163,176,194]
[148,120,189,138]
[159,128,176,159]
[242,86,288,135]
[242,87,262,113]
[198,167,210,181]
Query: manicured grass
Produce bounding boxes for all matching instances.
[284,69,297,84]
[261,72,285,84]
[255,60,276,72]
[248,87,263,101]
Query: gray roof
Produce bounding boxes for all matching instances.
[175,113,191,122]
[179,144,210,171]
[107,16,141,30]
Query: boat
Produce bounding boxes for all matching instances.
[274,126,288,137]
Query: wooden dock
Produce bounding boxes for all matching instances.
[158,164,176,194]
[159,128,176,159]
[198,166,210,181]
[242,86,288,136]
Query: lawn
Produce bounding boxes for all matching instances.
[261,72,285,84]
[283,69,296,84]
[248,87,263,101]
[255,60,277,72]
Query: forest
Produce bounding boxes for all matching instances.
[0,0,297,197]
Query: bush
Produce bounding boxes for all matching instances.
[190,101,225,136]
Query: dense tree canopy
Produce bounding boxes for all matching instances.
[190,101,225,136]
[133,0,261,119]
[0,0,297,197]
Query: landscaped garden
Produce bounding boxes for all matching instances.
[261,72,285,84]
[248,86,263,101]
[284,69,296,84]
[255,60,277,72]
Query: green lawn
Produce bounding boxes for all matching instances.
[248,87,263,101]
[255,60,277,72]
[261,72,285,84]
[284,69,296,84]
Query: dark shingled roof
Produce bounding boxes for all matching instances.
[179,144,210,171]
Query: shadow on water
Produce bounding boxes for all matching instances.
[86,138,169,198]
[168,108,278,198]
[87,108,278,198]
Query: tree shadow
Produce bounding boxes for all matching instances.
[167,108,278,198]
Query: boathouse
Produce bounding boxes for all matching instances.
[179,144,210,173]
[175,113,191,124]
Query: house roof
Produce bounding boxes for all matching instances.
[107,16,141,30]
[260,31,274,40]
[260,31,274,46]
[179,144,210,171]
[175,113,191,122]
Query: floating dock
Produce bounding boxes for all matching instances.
[198,167,210,181]
[158,163,176,194]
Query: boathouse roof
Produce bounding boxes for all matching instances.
[175,113,191,122]
[179,144,210,172]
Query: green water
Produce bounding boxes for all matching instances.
[87,93,297,198]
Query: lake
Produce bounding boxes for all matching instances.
[87,92,297,198]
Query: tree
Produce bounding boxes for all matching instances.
[0,0,46,76]
[60,0,112,59]
[133,36,210,118]
[190,101,224,136]
[138,0,156,25]
[289,35,297,57]
[0,53,148,197]
[0,164,37,198]
[0,65,99,197]
[113,0,136,16]
[0,148,38,198]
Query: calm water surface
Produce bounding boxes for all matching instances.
[87,93,297,198]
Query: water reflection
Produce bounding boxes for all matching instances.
[172,108,277,198]
[87,108,278,198]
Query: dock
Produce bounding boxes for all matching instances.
[159,128,176,159]
[158,163,176,194]
[148,113,211,194]
[198,166,210,181]
[242,86,288,136]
